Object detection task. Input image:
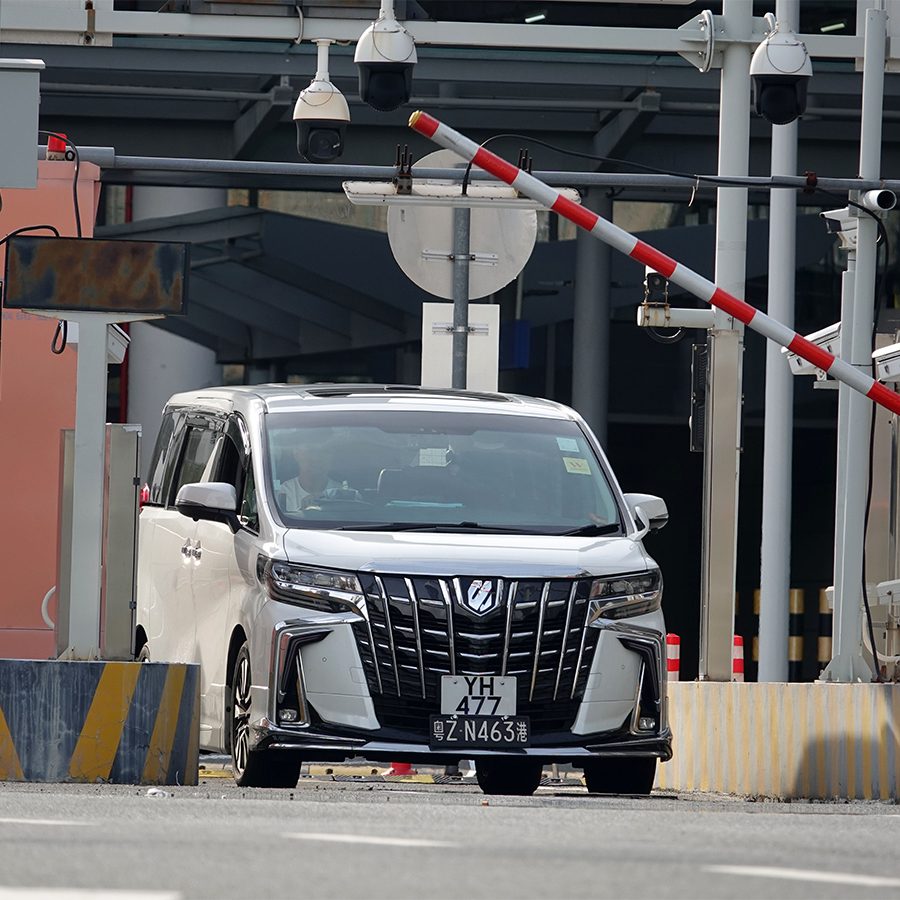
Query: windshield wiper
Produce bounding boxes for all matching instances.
[560,523,621,537]
[334,522,545,534]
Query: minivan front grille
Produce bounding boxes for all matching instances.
[352,574,600,737]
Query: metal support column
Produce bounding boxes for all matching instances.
[758,0,798,683]
[451,206,471,389]
[822,7,886,683]
[63,316,110,659]
[572,189,612,444]
[699,0,751,681]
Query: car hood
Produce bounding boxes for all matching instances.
[280,528,653,578]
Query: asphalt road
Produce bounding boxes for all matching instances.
[1,778,899,900]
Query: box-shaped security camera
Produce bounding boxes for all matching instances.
[3,236,189,315]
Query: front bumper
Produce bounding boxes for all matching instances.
[259,616,673,764]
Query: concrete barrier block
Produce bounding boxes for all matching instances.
[656,682,900,800]
[0,659,199,785]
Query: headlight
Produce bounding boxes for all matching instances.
[259,557,364,615]
[588,570,662,622]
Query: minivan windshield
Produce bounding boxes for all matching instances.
[265,409,622,535]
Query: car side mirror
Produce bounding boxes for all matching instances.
[622,492,668,534]
[175,481,240,533]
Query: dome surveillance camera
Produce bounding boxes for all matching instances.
[354,7,417,112]
[750,24,812,126]
[293,41,350,163]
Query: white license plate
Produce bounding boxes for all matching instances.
[440,675,517,716]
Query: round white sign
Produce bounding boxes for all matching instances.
[387,149,537,300]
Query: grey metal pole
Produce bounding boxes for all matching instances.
[63,316,111,659]
[38,147,900,193]
[699,0,750,682]
[758,0,799,684]
[572,189,612,444]
[451,206,472,389]
[822,6,886,683]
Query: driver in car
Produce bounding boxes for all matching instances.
[280,437,343,511]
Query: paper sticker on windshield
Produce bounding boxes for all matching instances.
[556,437,579,452]
[563,456,591,475]
[419,448,448,467]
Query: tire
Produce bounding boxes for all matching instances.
[583,756,657,796]
[230,643,302,788]
[475,759,543,796]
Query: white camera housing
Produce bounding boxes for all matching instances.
[873,342,900,384]
[861,189,897,212]
[781,321,840,377]
[293,40,350,163]
[750,21,812,125]
[820,206,858,250]
[354,6,417,112]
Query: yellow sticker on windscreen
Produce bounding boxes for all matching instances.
[563,456,591,475]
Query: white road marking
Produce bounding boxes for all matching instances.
[283,832,457,848]
[705,865,900,889]
[0,819,90,827]
[0,891,181,900]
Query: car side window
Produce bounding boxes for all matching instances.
[170,424,218,503]
[146,411,178,506]
[240,463,259,533]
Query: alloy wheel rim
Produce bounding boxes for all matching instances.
[232,655,251,777]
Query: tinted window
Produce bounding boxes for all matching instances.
[240,464,259,533]
[171,425,218,498]
[146,411,178,506]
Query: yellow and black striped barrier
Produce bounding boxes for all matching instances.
[0,660,199,785]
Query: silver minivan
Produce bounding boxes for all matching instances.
[135,383,671,795]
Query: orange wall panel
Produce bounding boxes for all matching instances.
[0,160,101,659]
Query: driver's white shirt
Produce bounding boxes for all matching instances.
[280,477,340,511]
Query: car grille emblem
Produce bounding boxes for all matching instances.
[463,579,498,616]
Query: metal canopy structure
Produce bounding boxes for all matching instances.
[94,205,833,372]
[0,0,896,187]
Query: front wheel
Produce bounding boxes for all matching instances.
[583,756,656,795]
[475,759,543,796]
[230,643,302,788]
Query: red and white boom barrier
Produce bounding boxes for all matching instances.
[408,110,900,417]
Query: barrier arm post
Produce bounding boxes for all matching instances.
[408,109,900,421]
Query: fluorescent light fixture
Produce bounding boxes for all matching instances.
[820,20,846,33]
[343,180,581,209]
[525,11,547,24]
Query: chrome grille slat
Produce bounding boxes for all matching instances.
[554,582,578,701]
[529,582,551,702]
[374,576,401,696]
[405,577,427,699]
[501,581,517,676]
[439,579,456,676]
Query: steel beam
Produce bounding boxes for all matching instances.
[0,3,866,58]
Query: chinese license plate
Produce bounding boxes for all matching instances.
[440,675,517,716]
[429,715,530,749]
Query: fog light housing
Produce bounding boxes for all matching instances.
[279,709,299,723]
[638,717,656,732]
